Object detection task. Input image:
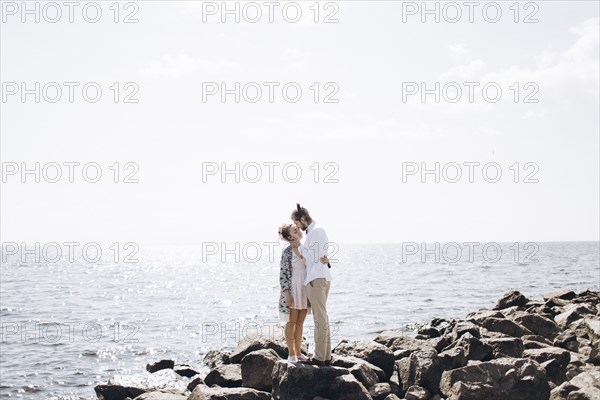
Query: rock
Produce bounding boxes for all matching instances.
[97,369,187,400]
[568,370,600,400]
[477,317,533,337]
[540,358,567,385]
[271,360,369,400]
[374,332,436,354]
[583,319,600,342]
[203,350,230,368]
[524,340,551,350]
[544,290,577,301]
[204,364,242,388]
[523,347,571,370]
[329,374,372,400]
[450,321,481,341]
[229,337,288,364]
[439,357,550,400]
[241,349,281,391]
[514,313,561,340]
[132,392,187,400]
[524,334,553,347]
[188,384,272,400]
[588,339,600,364]
[554,330,579,352]
[334,340,396,379]
[555,305,594,328]
[404,385,431,400]
[146,360,175,373]
[438,347,467,371]
[331,355,386,387]
[482,337,524,358]
[173,365,198,378]
[550,381,579,400]
[450,332,492,361]
[187,377,203,392]
[465,310,505,325]
[394,349,412,360]
[397,349,443,395]
[494,290,530,310]
[94,384,146,400]
[368,382,393,400]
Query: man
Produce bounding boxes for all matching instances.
[289,203,332,366]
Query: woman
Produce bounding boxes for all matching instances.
[278,223,328,364]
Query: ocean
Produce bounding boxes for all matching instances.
[0,241,598,399]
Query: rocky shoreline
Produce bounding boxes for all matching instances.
[94,289,600,400]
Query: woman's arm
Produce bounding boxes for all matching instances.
[279,247,292,292]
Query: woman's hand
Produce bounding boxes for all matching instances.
[284,290,293,308]
[320,255,330,265]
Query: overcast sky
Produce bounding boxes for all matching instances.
[1,1,599,245]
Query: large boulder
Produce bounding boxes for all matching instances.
[397,349,443,395]
[494,290,530,310]
[477,317,533,337]
[554,330,580,352]
[549,381,579,400]
[482,337,524,358]
[374,332,436,354]
[146,360,175,373]
[555,305,595,328]
[204,364,242,388]
[188,384,272,400]
[439,357,550,400]
[449,332,492,361]
[94,384,145,400]
[404,385,431,400]
[583,319,600,342]
[544,290,577,301]
[523,347,571,370]
[437,347,467,371]
[229,338,288,363]
[567,370,600,400]
[132,392,186,400]
[465,310,505,325]
[271,360,370,400]
[203,350,230,368]
[513,313,561,340]
[334,340,395,379]
[241,349,281,391]
[95,369,187,400]
[368,382,394,400]
[331,355,386,387]
[173,364,198,378]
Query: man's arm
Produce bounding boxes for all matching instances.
[307,228,329,266]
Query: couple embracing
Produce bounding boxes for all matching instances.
[278,204,332,366]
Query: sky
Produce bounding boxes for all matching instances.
[1,1,599,246]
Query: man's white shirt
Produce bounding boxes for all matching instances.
[299,221,333,285]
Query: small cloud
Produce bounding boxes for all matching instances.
[447,43,469,56]
[440,59,485,80]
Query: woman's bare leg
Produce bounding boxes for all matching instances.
[285,309,299,357]
[294,309,308,356]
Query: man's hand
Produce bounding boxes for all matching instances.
[320,255,330,265]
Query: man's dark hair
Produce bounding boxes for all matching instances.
[291,203,312,224]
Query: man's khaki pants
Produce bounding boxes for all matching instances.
[306,278,331,361]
